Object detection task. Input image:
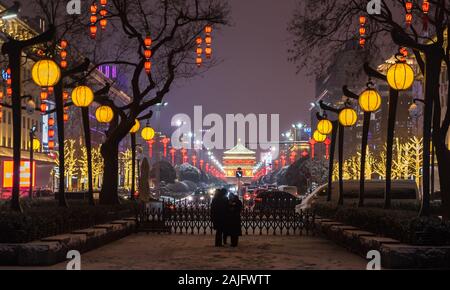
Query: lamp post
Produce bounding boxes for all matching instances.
[29,126,39,199]
[363,53,415,209]
[343,83,382,207]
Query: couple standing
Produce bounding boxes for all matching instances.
[210,188,243,247]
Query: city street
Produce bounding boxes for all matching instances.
[18,234,366,270]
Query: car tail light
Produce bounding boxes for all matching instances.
[255,198,262,202]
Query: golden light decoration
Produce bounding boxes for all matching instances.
[31,59,61,87]
[95,105,114,123]
[72,86,94,107]
[359,88,382,112]
[339,108,358,127]
[29,139,41,151]
[317,119,333,135]
[130,119,140,133]
[387,61,415,91]
[141,126,155,141]
[313,130,327,143]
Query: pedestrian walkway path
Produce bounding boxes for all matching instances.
[19,234,367,270]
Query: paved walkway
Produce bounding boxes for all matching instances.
[17,234,367,270]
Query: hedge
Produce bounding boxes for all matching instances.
[314,202,450,246]
[0,200,137,244]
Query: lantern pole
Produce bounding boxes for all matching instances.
[343,85,371,207]
[364,62,399,209]
[130,132,137,200]
[318,101,342,204]
[1,26,55,212]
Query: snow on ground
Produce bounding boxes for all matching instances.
[17,234,367,270]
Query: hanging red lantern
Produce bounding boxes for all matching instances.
[422,0,430,31]
[406,13,413,26]
[60,50,68,59]
[63,91,69,101]
[60,60,68,69]
[205,25,212,34]
[406,1,413,12]
[7,87,12,96]
[196,57,202,68]
[90,25,98,39]
[205,36,212,46]
[63,113,69,122]
[144,36,152,47]
[100,18,107,30]
[100,0,108,6]
[196,37,203,46]
[40,91,48,100]
[144,49,152,59]
[48,140,55,150]
[60,39,68,49]
[359,27,366,36]
[205,47,212,58]
[359,16,366,26]
[6,78,11,86]
[196,47,203,56]
[100,9,107,17]
[90,15,98,24]
[48,117,55,127]
[40,103,47,112]
[144,61,152,74]
[48,86,54,94]
[6,68,11,75]
[48,129,55,138]
[359,38,366,48]
[90,3,98,14]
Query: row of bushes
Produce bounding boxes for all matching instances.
[314,202,450,246]
[0,200,137,244]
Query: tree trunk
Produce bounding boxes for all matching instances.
[327,121,338,202]
[131,133,136,200]
[55,83,68,207]
[338,124,345,206]
[385,89,399,209]
[419,52,442,217]
[359,112,371,207]
[81,107,94,206]
[9,49,22,212]
[100,140,121,205]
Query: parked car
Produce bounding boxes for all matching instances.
[254,190,302,212]
[278,186,299,198]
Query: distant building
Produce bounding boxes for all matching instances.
[223,142,256,184]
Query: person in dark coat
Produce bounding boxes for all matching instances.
[210,188,228,247]
[224,194,243,247]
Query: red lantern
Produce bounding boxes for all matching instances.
[90,3,97,14]
[60,40,68,49]
[196,47,203,56]
[359,16,366,26]
[90,25,98,39]
[63,113,69,122]
[406,13,413,25]
[196,37,203,45]
[170,148,176,165]
[324,138,331,160]
[100,18,107,30]
[40,91,48,100]
[100,9,107,17]
[60,50,67,59]
[359,38,366,48]
[144,36,152,47]
[100,0,108,6]
[90,15,98,24]
[196,57,202,68]
[309,139,317,160]
[205,47,212,59]
[144,61,152,74]
[148,139,155,158]
[144,49,152,59]
[48,129,55,138]
[60,60,68,69]
[40,103,47,112]
[6,78,11,86]
[359,27,366,36]
[7,87,12,96]
[205,36,212,45]
[63,91,69,101]
[205,25,212,34]
[422,0,429,13]
[406,2,413,12]
[48,118,55,127]
[161,137,170,158]
[48,140,55,150]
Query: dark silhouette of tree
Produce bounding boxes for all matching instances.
[289,0,449,218]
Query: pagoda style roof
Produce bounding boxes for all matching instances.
[224,143,256,155]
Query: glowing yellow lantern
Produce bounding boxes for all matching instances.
[386,62,415,91]
[31,59,61,87]
[72,86,94,107]
[317,119,333,135]
[313,130,327,143]
[359,88,382,112]
[95,105,114,123]
[141,127,155,141]
[28,139,41,151]
[339,108,358,127]
[130,119,140,133]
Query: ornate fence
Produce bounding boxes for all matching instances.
[136,199,315,236]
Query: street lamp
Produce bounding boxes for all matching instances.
[28,126,39,199]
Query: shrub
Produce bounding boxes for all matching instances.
[0,200,137,244]
[314,202,450,246]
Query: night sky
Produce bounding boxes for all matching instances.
[161,0,315,136]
